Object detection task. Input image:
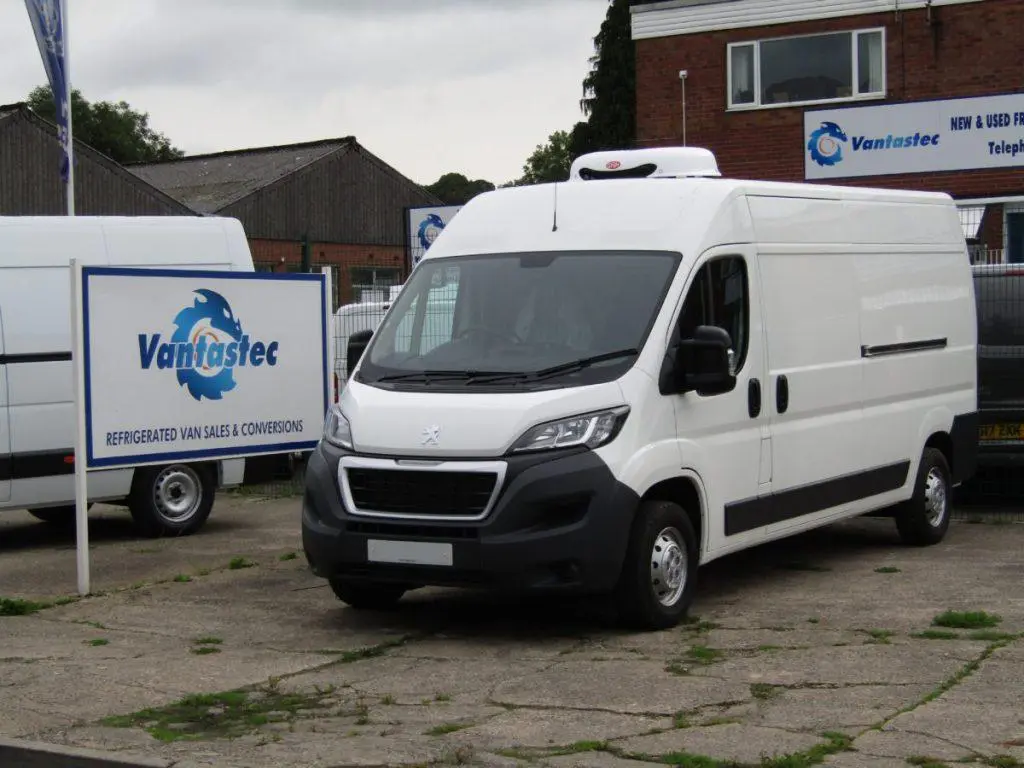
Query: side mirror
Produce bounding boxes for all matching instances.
[672,325,736,396]
[346,329,373,377]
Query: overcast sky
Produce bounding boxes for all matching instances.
[1,0,611,186]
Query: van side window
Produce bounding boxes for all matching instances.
[677,257,749,372]
[391,270,459,356]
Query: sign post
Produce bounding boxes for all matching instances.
[70,266,331,594]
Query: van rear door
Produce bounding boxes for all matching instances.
[974,268,1024,444]
[0,305,11,502]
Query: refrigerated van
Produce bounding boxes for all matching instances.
[301,147,978,629]
[0,215,256,537]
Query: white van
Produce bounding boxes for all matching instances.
[301,148,978,629]
[0,215,256,537]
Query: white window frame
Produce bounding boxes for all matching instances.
[727,27,887,111]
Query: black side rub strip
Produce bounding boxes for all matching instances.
[0,449,76,482]
[0,352,72,364]
[861,338,947,358]
[725,461,911,536]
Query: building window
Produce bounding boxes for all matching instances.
[350,266,402,303]
[728,28,885,110]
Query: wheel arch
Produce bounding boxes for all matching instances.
[638,471,708,562]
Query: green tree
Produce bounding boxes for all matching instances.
[425,172,495,205]
[513,129,573,186]
[27,85,184,164]
[568,0,642,159]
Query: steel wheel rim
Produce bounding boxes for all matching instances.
[924,467,948,527]
[650,526,688,607]
[153,465,202,523]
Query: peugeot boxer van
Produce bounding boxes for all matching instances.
[301,147,978,629]
[0,215,256,537]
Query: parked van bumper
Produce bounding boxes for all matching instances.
[301,441,639,594]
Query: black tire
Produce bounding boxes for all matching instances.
[328,578,407,610]
[128,463,216,538]
[614,499,699,630]
[894,447,952,547]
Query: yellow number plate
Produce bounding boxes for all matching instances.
[979,423,1024,441]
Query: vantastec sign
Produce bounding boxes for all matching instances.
[804,92,1024,180]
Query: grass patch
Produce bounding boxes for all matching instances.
[932,610,1002,629]
[190,647,221,656]
[100,685,336,742]
[173,574,192,583]
[863,628,895,644]
[673,711,691,729]
[967,630,1017,642]
[434,692,452,702]
[905,757,949,768]
[911,629,960,640]
[380,694,395,705]
[751,683,781,701]
[279,552,298,562]
[195,637,223,645]
[758,644,782,652]
[682,616,720,633]
[0,597,49,616]
[334,636,409,664]
[875,566,902,574]
[86,638,109,647]
[688,645,723,665]
[228,557,255,570]
[425,722,471,736]
[807,618,820,625]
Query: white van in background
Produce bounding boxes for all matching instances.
[0,215,257,537]
[302,147,978,630]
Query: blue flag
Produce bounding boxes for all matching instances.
[24,0,70,182]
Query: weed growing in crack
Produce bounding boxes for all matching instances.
[0,597,49,616]
[688,645,724,664]
[173,574,192,583]
[86,638,109,647]
[425,722,470,736]
[191,647,221,656]
[751,683,781,701]
[875,566,902,574]
[279,552,298,562]
[380,694,395,705]
[911,630,959,640]
[862,629,895,644]
[967,630,1018,643]
[434,692,453,702]
[228,557,255,570]
[195,637,223,646]
[905,757,950,768]
[932,610,1002,629]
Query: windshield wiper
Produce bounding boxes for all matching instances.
[374,370,508,384]
[467,348,641,385]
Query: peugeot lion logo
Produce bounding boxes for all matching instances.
[421,425,441,447]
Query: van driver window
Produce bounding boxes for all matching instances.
[677,256,749,372]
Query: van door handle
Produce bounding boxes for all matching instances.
[776,375,789,414]
[748,378,761,418]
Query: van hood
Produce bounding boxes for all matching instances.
[340,378,628,458]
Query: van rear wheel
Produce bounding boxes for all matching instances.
[615,499,699,630]
[894,447,951,547]
[128,463,215,538]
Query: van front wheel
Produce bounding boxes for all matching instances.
[894,447,951,547]
[615,499,699,630]
[128,463,215,538]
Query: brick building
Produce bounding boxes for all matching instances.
[631,0,1024,262]
[130,137,442,307]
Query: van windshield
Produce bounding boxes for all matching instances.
[357,250,681,389]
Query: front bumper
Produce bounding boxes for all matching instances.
[300,441,639,594]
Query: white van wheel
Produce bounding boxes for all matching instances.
[128,463,215,538]
[894,447,951,547]
[615,499,699,630]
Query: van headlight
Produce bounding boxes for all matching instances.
[509,407,629,454]
[323,406,353,450]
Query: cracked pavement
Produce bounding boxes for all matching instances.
[1,496,1022,767]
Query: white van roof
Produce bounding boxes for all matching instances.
[421,148,960,262]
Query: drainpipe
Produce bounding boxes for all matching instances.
[679,70,689,146]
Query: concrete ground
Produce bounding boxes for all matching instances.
[1,493,1022,768]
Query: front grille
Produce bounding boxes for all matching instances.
[345,467,498,518]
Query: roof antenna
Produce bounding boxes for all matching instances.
[551,181,559,232]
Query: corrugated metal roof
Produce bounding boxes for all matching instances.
[129,138,355,213]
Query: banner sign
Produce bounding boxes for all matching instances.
[23,0,71,182]
[408,205,462,271]
[80,267,329,469]
[804,92,1024,180]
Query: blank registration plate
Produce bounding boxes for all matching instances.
[979,423,1024,441]
[367,539,453,567]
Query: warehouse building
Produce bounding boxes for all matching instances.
[130,138,442,308]
[631,0,1024,262]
